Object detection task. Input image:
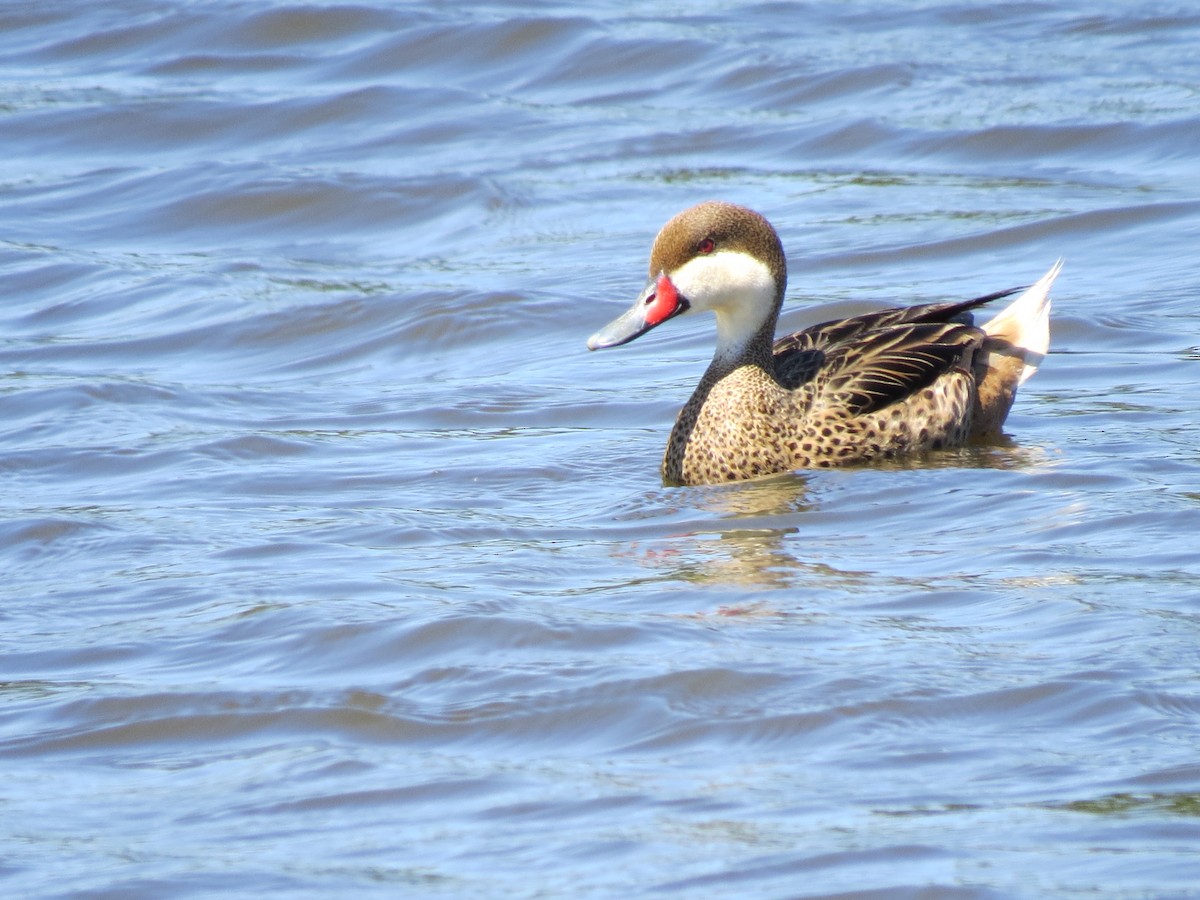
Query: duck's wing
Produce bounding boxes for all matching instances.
[814,321,983,416]
[772,287,1023,391]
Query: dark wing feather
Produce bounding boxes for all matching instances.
[771,286,1024,393]
[773,346,825,389]
[816,322,982,415]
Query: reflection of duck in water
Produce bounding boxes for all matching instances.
[589,201,1061,486]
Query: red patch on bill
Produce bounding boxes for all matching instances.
[645,273,680,326]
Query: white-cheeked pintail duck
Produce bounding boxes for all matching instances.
[588,201,1061,486]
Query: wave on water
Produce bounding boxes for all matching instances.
[3,1,1200,897]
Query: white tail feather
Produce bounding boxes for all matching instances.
[982,259,1062,386]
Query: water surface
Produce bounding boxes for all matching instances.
[3,2,1200,897]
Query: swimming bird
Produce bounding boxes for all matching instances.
[587,201,1061,485]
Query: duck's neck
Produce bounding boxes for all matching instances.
[709,299,780,375]
[665,308,784,485]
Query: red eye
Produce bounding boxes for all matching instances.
[697,237,715,255]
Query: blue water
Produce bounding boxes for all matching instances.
[3,2,1200,897]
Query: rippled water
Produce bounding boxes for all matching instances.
[4,2,1200,896]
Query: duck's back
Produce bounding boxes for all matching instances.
[775,299,1005,469]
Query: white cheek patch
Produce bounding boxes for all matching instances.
[671,251,774,312]
[671,251,777,360]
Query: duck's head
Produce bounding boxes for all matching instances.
[587,201,787,361]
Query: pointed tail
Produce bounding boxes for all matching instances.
[981,259,1062,386]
